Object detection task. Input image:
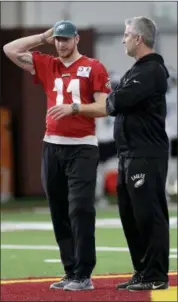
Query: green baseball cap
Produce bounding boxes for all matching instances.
[53,20,78,38]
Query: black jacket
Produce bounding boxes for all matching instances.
[106,53,169,157]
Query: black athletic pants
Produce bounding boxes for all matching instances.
[117,156,169,282]
[41,142,99,278]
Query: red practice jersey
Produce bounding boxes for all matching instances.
[32,52,111,138]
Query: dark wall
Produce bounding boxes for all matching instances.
[1,28,94,196]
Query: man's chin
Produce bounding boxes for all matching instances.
[59,54,70,58]
[126,50,134,57]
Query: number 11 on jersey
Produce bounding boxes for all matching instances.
[53,78,81,105]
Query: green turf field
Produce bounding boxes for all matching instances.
[1,204,177,279]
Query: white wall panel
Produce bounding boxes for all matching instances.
[39,2,71,26]
[1,2,21,27]
[159,35,177,71]
[95,35,135,76]
[22,2,40,26]
[1,1,151,28]
[1,1,177,31]
[69,2,152,28]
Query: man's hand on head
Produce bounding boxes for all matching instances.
[41,28,55,45]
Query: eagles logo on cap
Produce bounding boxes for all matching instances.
[53,20,78,38]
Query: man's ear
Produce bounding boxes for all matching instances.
[136,35,142,45]
[76,35,80,44]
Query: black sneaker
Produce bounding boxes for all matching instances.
[128,281,169,291]
[116,271,143,290]
[50,275,74,289]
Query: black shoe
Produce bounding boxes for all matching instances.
[128,281,169,291]
[116,271,143,290]
[50,275,74,289]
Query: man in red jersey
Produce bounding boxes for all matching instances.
[3,20,111,291]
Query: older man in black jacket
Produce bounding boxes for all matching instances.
[106,16,170,291]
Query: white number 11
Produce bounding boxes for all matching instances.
[53,78,81,105]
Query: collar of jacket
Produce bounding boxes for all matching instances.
[134,53,169,78]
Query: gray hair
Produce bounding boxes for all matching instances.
[125,16,157,48]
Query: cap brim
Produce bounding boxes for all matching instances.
[53,33,75,38]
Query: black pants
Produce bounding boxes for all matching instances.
[41,142,99,278]
[117,156,169,282]
[98,141,117,163]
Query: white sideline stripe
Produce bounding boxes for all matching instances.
[1,217,177,232]
[1,244,177,253]
[44,259,62,263]
[0,245,129,251]
[169,254,178,259]
[45,255,178,263]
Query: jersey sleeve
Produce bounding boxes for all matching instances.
[32,51,54,88]
[90,61,112,94]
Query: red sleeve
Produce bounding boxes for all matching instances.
[32,51,54,88]
[90,61,112,94]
